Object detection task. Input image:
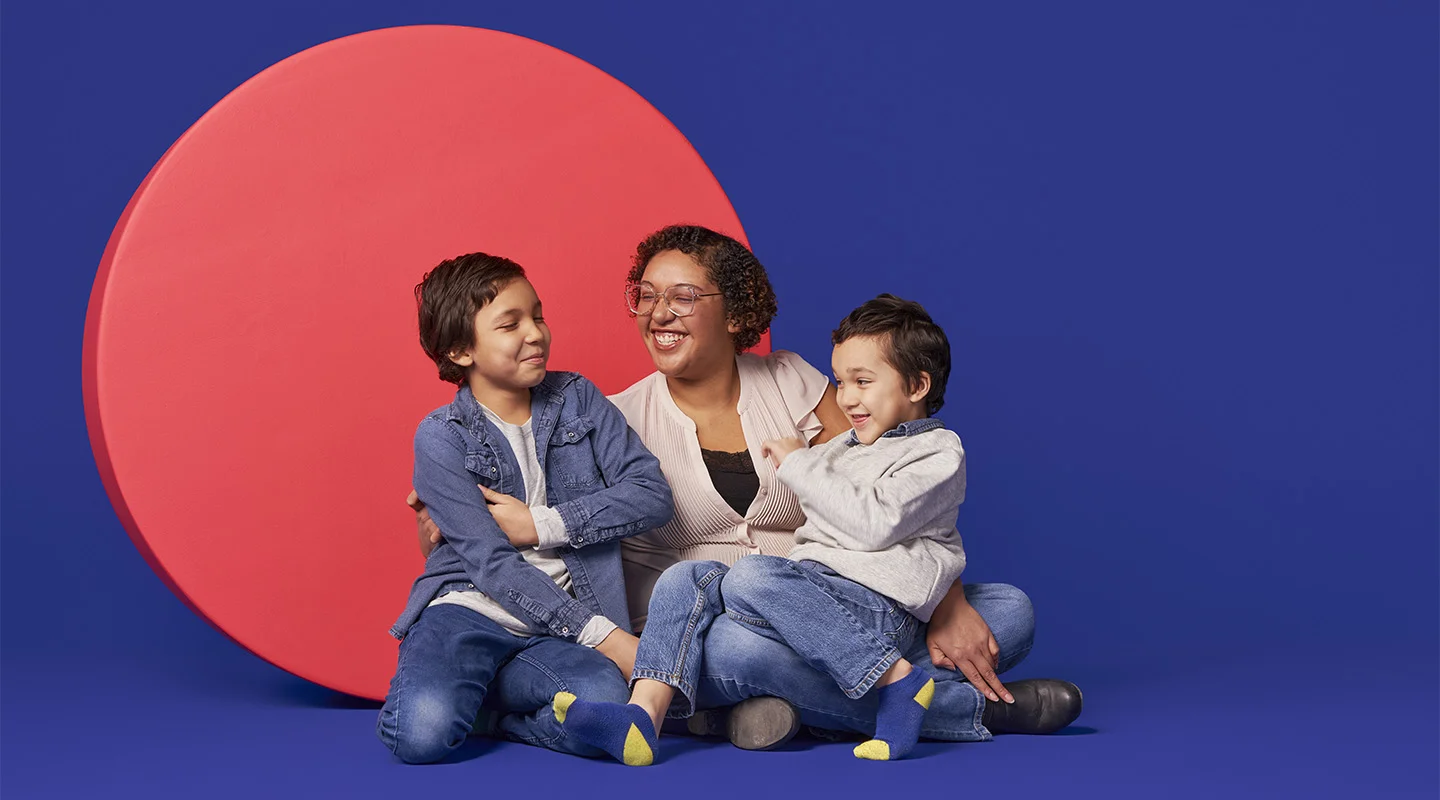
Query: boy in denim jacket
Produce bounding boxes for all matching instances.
[378,253,672,763]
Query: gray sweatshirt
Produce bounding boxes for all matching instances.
[781,418,966,622]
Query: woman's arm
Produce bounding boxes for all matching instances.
[927,581,1014,704]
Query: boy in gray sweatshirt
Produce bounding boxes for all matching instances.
[553,294,965,764]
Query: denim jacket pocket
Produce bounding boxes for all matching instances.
[548,416,602,488]
[464,450,500,484]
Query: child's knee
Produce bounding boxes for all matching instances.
[722,555,790,610]
[655,559,728,596]
[377,689,466,764]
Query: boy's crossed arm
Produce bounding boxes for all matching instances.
[432,380,673,554]
[413,418,595,641]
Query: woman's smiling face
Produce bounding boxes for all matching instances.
[635,249,737,380]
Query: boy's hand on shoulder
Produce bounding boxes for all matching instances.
[595,628,639,679]
[761,437,807,468]
[479,485,539,547]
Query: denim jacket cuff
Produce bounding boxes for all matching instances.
[546,599,598,641]
[555,498,593,547]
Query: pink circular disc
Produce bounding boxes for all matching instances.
[83,25,759,700]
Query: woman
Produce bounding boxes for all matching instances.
[417,225,1080,748]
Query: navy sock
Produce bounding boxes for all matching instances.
[854,668,933,761]
[552,692,658,766]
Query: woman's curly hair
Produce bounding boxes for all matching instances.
[627,224,778,353]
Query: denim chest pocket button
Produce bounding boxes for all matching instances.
[551,416,601,488]
[464,452,497,477]
[550,415,596,444]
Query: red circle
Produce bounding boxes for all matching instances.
[83,25,762,700]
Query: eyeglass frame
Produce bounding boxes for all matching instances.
[624,281,723,317]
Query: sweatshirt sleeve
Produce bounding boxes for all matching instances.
[776,435,965,552]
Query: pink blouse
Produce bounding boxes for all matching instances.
[609,351,830,628]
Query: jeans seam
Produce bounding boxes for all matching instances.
[379,633,412,756]
[506,652,571,748]
[968,680,992,741]
[724,608,773,628]
[666,566,723,716]
[791,561,908,696]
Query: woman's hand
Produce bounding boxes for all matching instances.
[761,437,806,468]
[926,586,1015,704]
[595,628,639,679]
[479,485,539,547]
[407,490,443,558]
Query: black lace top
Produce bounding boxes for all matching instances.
[700,448,759,517]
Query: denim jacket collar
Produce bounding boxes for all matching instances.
[843,416,945,446]
[444,372,580,451]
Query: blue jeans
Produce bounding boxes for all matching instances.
[636,558,1035,742]
[376,603,630,763]
[634,556,921,713]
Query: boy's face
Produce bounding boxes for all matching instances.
[448,278,551,394]
[832,334,930,445]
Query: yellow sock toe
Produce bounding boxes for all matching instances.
[552,691,577,724]
[853,739,892,761]
[622,723,654,767]
[914,678,935,709]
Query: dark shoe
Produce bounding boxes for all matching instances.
[981,679,1083,734]
[719,696,801,750]
[684,707,728,738]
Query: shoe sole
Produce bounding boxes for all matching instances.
[726,696,801,751]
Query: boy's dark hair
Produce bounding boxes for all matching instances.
[415,252,527,385]
[832,294,951,414]
[627,224,778,352]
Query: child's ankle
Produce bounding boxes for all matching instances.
[876,658,913,688]
[630,679,672,733]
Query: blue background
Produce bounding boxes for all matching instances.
[3,1,1435,797]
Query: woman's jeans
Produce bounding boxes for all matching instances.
[376,604,630,763]
[635,556,1036,742]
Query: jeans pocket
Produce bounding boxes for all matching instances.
[804,563,899,617]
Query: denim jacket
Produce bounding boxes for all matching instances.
[390,372,673,641]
